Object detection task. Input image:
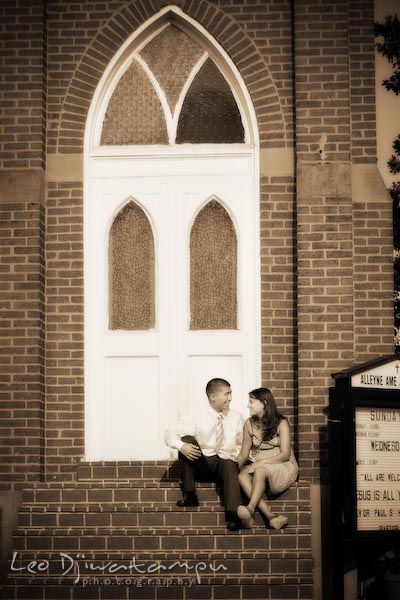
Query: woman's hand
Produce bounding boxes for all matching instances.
[240,463,255,474]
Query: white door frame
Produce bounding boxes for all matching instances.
[83,6,261,461]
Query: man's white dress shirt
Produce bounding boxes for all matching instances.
[165,404,244,461]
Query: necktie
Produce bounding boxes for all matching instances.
[215,414,224,454]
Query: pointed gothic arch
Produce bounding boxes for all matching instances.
[57,3,287,153]
[85,6,259,152]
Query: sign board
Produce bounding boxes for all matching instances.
[351,360,400,390]
[355,406,400,531]
[331,354,400,540]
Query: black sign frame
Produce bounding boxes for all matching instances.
[345,388,400,541]
[329,356,400,600]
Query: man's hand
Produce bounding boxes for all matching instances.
[181,443,201,461]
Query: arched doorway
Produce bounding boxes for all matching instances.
[84,6,260,460]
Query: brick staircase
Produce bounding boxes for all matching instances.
[2,462,313,600]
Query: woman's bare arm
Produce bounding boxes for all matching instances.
[237,419,253,469]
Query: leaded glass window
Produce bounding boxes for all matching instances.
[100,24,245,145]
[177,58,244,143]
[109,201,155,330]
[101,60,168,145]
[140,25,203,113]
[190,200,237,330]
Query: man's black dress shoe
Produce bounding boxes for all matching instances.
[226,517,242,531]
[176,493,199,507]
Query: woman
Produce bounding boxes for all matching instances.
[237,387,298,529]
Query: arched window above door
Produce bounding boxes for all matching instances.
[100,24,245,145]
[108,200,155,330]
[190,200,237,330]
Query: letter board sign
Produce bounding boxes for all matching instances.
[331,355,400,540]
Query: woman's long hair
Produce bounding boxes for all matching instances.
[249,387,285,441]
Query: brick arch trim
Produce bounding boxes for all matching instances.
[57,1,287,153]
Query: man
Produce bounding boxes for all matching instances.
[165,378,244,531]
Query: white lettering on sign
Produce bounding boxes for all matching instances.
[352,361,400,389]
[356,407,400,531]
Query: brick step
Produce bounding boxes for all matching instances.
[22,479,310,491]
[7,572,314,585]
[76,461,181,481]
[21,480,309,505]
[9,552,312,575]
[19,499,309,512]
[2,578,313,600]
[8,549,313,583]
[5,574,313,586]
[14,524,310,537]
[18,506,310,529]
[13,527,311,552]
[9,549,312,562]
[5,466,312,599]
[20,487,223,507]
[6,551,313,599]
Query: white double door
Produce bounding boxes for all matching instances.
[85,153,260,460]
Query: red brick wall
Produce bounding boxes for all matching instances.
[294,0,351,162]
[0,174,45,488]
[293,0,394,481]
[0,0,46,170]
[260,176,297,428]
[348,0,376,164]
[349,1,394,365]
[294,0,353,480]
[45,182,84,481]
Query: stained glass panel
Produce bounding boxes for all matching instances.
[109,201,155,330]
[101,59,168,145]
[190,200,237,330]
[140,25,203,113]
[177,59,244,143]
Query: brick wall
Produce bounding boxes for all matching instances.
[294,0,394,481]
[0,0,46,170]
[352,166,394,365]
[0,173,45,488]
[45,182,84,481]
[294,0,351,163]
[349,1,394,364]
[348,0,376,164]
[294,0,353,480]
[214,0,294,147]
[260,176,297,448]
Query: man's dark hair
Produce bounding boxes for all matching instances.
[206,378,231,398]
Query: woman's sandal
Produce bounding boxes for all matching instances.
[237,505,255,529]
[269,514,288,529]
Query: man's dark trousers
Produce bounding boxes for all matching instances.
[178,435,242,513]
